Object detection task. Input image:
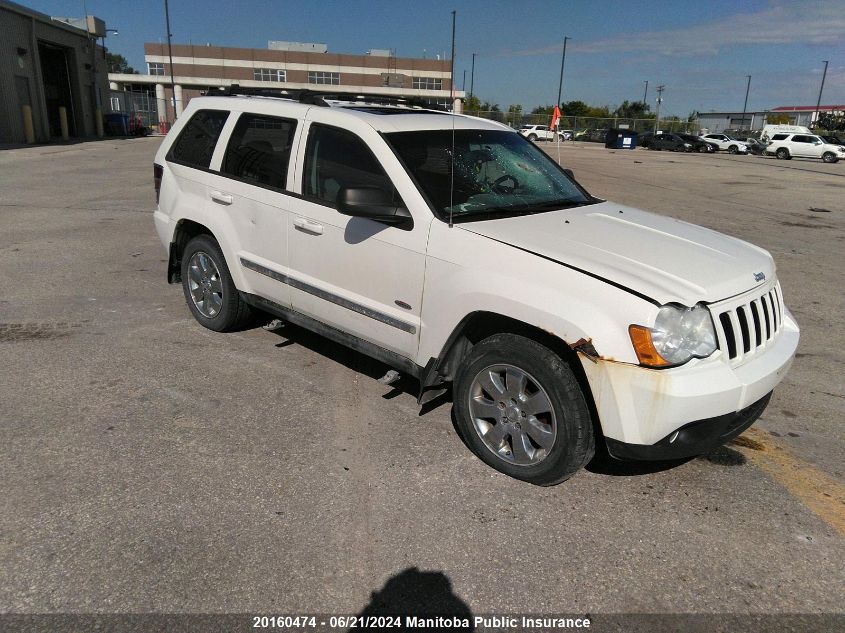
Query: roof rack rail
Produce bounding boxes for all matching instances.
[210,85,449,112]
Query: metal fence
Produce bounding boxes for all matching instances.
[108,89,159,132]
[464,110,699,135]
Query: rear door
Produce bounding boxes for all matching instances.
[204,111,300,307]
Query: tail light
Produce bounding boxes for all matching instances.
[153,163,163,204]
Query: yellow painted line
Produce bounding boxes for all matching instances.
[732,427,845,538]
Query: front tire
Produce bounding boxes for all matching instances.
[181,234,253,332]
[453,334,595,486]
[822,152,838,163]
[776,148,790,160]
[527,133,538,141]
[728,145,738,154]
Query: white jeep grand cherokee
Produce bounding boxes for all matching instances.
[153,89,799,485]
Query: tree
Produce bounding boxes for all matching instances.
[106,52,138,74]
[481,101,500,112]
[613,100,652,119]
[531,105,555,116]
[463,95,482,113]
[507,104,523,114]
[561,100,590,117]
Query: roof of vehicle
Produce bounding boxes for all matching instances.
[183,94,512,134]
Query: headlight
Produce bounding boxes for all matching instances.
[629,303,717,367]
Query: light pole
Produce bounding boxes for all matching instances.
[741,75,751,130]
[469,52,476,99]
[642,80,648,106]
[814,60,829,129]
[556,36,570,106]
[654,84,665,133]
[462,69,466,91]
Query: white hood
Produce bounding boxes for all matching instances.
[459,201,775,306]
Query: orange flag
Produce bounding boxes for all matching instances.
[550,105,561,131]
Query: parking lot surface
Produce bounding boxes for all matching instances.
[1,138,843,623]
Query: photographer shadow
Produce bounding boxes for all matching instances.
[353,567,474,631]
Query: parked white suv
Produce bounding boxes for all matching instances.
[153,89,799,485]
[765,133,844,163]
[517,124,559,142]
[700,133,749,154]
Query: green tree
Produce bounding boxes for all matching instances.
[613,100,652,119]
[561,100,590,117]
[531,105,555,116]
[766,113,791,125]
[507,104,523,114]
[106,52,137,74]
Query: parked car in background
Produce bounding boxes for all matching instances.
[701,133,749,154]
[765,133,845,163]
[518,125,557,142]
[647,133,698,152]
[741,138,770,156]
[559,129,574,141]
[678,133,717,153]
[574,128,608,143]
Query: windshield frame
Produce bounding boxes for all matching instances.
[381,127,599,224]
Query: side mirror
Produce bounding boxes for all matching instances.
[563,168,574,179]
[337,186,412,227]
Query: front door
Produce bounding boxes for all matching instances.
[286,118,429,359]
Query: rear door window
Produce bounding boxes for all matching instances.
[167,109,229,169]
[771,134,789,141]
[221,113,297,190]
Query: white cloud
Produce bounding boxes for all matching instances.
[511,1,845,57]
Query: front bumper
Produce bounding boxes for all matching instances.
[605,392,771,460]
[579,308,799,450]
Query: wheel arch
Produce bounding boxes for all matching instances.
[167,218,214,283]
[421,311,602,436]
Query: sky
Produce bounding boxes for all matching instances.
[24,0,845,116]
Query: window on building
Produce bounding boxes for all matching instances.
[148,62,165,76]
[303,124,401,209]
[167,110,229,169]
[307,71,340,85]
[222,114,297,190]
[253,68,286,82]
[412,77,442,91]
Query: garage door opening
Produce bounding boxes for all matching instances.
[38,41,77,138]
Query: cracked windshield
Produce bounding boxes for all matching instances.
[386,129,593,221]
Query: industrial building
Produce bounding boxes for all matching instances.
[108,40,463,129]
[697,105,845,133]
[0,0,111,144]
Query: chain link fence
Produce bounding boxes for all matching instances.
[464,110,699,135]
[107,88,159,134]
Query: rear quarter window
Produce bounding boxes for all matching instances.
[167,109,229,169]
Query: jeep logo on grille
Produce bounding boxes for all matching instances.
[754,271,766,282]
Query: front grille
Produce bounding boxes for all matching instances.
[712,281,784,366]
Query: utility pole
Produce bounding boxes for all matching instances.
[164,0,177,122]
[556,36,570,106]
[642,80,648,106]
[814,60,829,129]
[469,52,476,99]
[654,84,665,133]
[462,69,466,91]
[741,75,751,130]
[449,10,456,103]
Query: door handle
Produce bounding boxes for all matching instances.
[209,190,233,205]
[293,217,324,235]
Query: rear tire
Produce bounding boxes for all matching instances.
[181,234,254,332]
[822,152,838,164]
[453,334,595,486]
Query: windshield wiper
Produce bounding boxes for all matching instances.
[448,199,592,222]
